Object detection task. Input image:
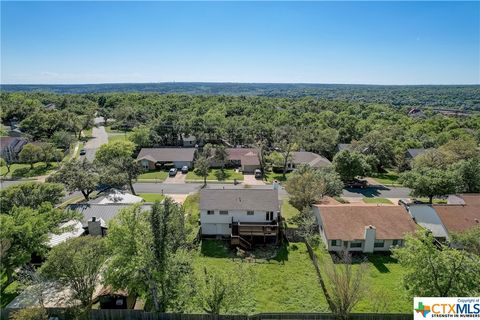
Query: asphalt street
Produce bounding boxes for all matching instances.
[79,124,108,161]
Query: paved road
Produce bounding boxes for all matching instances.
[80,118,108,161]
[342,186,411,198]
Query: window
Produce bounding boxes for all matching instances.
[266,211,274,221]
[374,240,385,248]
[207,210,214,215]
[331,240,339,246]
[350,242,362,248]
[219,210,228,215]
[392,240,401,246]
[247,211,254,215]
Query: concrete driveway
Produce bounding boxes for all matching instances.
[80,125,108,161]
[243,174,265,186]
[163,172,187,184]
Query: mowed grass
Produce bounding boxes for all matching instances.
[139,193,165,202]
[108,134,130,142]
[362,197,393,204]
[138,170,168,181]
[195,240,329,313]
[281,197,300,228]
[186,169,244,182]
[0,162,60,178]
[371,169,401,186]
[265,171,292,183]
[315,248,410,313]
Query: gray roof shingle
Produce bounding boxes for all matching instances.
[200,189,279,212]
[292,151,331,168]
[67,203,151,227]
[137,148,195,162]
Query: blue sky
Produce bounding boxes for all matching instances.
[1,1,479,85]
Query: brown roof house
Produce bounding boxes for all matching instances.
[433,194,480,235]
[313,205,417,253]
[288,151,331,170]
[136,148,196,170]
[221,148,261,173]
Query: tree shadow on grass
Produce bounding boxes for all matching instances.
[366,253,397,273]
[214,169,231,181]
[272,243,291,263]
[200,239,234,258]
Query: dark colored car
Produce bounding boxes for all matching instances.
[79,149,86,155]
[254,169,262,179]
[181,166,189,174]
[169,168,178,177]
[344,179,368,189]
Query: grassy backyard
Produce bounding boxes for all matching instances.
[139,193,165,202]
[314,248,410,313]
[281,197,300,228]
[362,197,393,204]
[0,162,60,179]
[186,168,244,182]
[194,240,329,313]
[138,170,168,181]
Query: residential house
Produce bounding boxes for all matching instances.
[407,108,426,118]
[405,148,427,160]
[405,204,449,241]
[313,205,417,253]
[136,148,196,170]
[180,134,203,147]
[200,189,281,248]
[0,136,27,162]
[287,151,331,170]
[224,148,261,173]
[433,194,480,235]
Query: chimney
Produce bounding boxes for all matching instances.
[88,217,103,236]
[363,225,376,253]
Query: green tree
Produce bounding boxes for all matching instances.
[0,182,65,214]
[449,226,480,256]
[95,140,135,165]
[105,200,194,312]
[129,125,151,148]
[41,237,108,309]
[213,145,229,172]
[194,155,210,186]
[399,167,456,204]
[274,126,298,179]
[38,142,63,167]
[451,158,480,193]
[47,159,99,200]
[19,143,42,169]
[285,166,343,211]
[99,157,142,195]
[1,204,76,292]
[332,150,371,182]
[51,130,76,150]
[393,230,480,298]
[354,130,395,170]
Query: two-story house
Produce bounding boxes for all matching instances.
[200,189,280,249]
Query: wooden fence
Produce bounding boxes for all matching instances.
[0,309,412,320]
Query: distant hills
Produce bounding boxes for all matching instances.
[2,82,479,110]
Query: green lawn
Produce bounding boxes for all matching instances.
[370,169,401,186]
[0,162,60,178]
[139,193,165,202]
[281,197,300,228]
[186,169,244,182]
[265,171,291,183]
[362,197,393,204]
[138,170,168,181]
[315,248,410,313]
[108,134,130,142]
[194,241,329,313]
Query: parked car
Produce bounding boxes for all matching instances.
[344,179,368,189]
[181,165,189,174]
[79,149,86,155]
[169,168,178,177]
[254,169,262,179]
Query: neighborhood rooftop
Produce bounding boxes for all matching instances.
[433,203,480,234]
[315,205,418,241]
[292,151,331,168]
[405,148,427,159]
[200,189,279,212]
[406,205,449,239]
[67,203,152,227]
[136,148,196,162]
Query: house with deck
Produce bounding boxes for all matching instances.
[136,148,196,170]
[313,205,417,253]
[200,189,281,249]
